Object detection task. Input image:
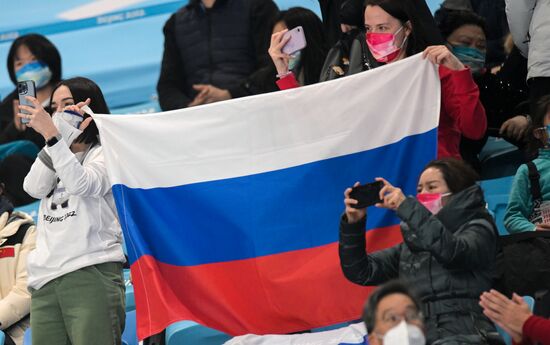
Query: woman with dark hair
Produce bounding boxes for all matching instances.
[504,95,550,233]
[274,0,486,160]
[435,8,529,172]
[340,158,500,343]
[0,34,63,207]
[19,77,126,345]
[265,7,327,89]
[0,34,62,148]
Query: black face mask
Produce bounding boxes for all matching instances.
[0,195,14,215]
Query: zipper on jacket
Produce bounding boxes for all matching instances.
[207,10,213,84]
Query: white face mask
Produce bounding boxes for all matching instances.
[52,111,83,146]
[383,320,426,345]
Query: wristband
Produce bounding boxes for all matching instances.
[46,134,62,147]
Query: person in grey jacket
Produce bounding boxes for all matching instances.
[505,0,550,114]
[340,158,500,344]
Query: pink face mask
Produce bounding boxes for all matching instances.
[366,26,407,63]
[416,193,451,214]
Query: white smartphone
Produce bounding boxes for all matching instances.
[282,26,307,55]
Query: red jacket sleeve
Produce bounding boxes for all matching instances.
[519,315,550,345]
[440,65,487,140]
[276,72,300,90]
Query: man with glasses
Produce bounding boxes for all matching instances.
[363,280,426,345]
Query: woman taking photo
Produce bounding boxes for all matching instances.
[340,158,499,344]
[0,34,62,148]
[20,77,125,345]
[271,0,486,160]
[263,7,327,90]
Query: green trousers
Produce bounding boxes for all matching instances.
[30,262,126,345]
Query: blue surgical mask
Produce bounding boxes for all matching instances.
[288,50,302,72]
[15,61,53,89]
[450,45,485,74]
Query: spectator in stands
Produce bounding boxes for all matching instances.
[0,34,62,208]
[340,158,499,343]
[0,34,61,149]
[435,8,529,171]
[440,0,509,69]
[262,8,328,90]
[318,0,381,82]
[156,0,279,111]
[504,95,550,233]
[20,77,126,345]
[506,0,550,117]
[274,0,486,159]
[0,182,35,345]
[363,280,426,345]
[480,289,550,345]
[0,155,35,207]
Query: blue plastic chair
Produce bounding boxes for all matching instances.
[496,296,535,345]
[122,310,138,345]
[479,176,514,235]
[479,137,523,180]
[0,140,39,161]
[23,327,31,345]
[14,200,41,224]
[0,329,5,345]
[125,283,135,312]
[165,321,231,345]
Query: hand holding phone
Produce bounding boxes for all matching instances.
[17,80,36,125]
[282,26,307,55]
[349,181,384,209]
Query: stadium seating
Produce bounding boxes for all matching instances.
[23,328,30,345]
[479,137,524,180]
[495,296,535,345]
[13,200,40,223]
[122,310,138,345]
[479,176,514,235]
[165,320,231,345]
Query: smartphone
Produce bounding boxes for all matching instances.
[282,26,307,55]
[349,181,384,209]
[17,80,36,124]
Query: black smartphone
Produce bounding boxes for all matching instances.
[17,80,36,124]
[349,181,384,209]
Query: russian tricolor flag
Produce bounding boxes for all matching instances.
[94,54,440,340]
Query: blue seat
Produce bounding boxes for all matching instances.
[496,296,535,345]
[165,321,231,345]
[0,140,39,161]
[14,200,41,224]
[479,176,514,235]
[122,310,138,345]
[0,329,5,345]
[125,283,135,312]
[479,137,524,180]
[23,328,31,345]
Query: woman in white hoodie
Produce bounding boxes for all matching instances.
[18,77,125,345]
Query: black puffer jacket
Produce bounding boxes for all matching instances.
[157,0,278,111]
[339,185,499,344]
